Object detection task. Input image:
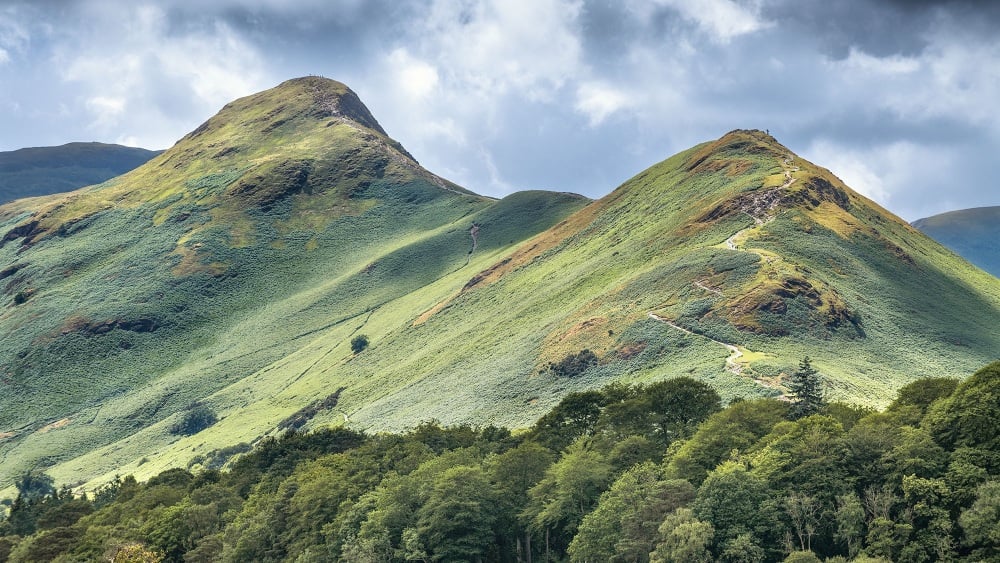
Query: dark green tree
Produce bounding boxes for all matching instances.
[417,465,498,563]
[692,461,781,558]
[568,463,695,562]
[788,357,824,420]
[924,360,1000,452]
[524,439,612,558]
[350,334,369,354]
[170,405,217,436]
[834,493,865,559]
[3,471,58,536]
[15,471,55,502]
[529,390,606,451]
[487,441,555,561]
[959,480,1000,561]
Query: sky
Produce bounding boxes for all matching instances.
[1,0,998,220]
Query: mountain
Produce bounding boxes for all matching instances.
[0,77,588,491]
[0,143,160,204]
[912,206,1000,277]
[0,78,997,494]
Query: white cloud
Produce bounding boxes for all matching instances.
[116,134,140,147]
[804,139,957,219]
[56,3,268,147]
[348,0,588,194]
[478,145,514,194]
[0,48,8,64]
[84,96,126,127]
[840,47,921,75]
[416,0,584,100]
[574,82,633,126]
[655,0,770,42]
[828,28,1000,130]
[387,48,440,100]
[806,140,889,204]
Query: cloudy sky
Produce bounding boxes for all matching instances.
[1,0,998,220]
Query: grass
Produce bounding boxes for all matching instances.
[0,95,997,497]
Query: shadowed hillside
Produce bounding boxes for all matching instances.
[913,206,1000,277]
[0,143,160,204]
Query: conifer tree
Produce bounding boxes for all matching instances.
[788,357,824,419]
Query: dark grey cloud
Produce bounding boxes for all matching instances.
[0,0,997,220]
[765,0,1000,58]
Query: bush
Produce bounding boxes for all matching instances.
[170,405,218,436]
[350,334,369,354]
[545,349,598,378]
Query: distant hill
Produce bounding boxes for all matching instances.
[0,78,997,494]
[912,206,1000,277]
[0,142,160,204]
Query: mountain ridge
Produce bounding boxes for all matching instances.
[912,206,1000,277]
[0,142,160,205]
[0,78,996,494]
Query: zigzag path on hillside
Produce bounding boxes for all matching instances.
[724,156,799,250]
[647,312,747,373]
[653,154,801,397]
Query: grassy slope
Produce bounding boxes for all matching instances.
[1,94,996,494]
[0,143,160,204]
[912,206,1000,277]
[0,78,588,491]
[292,131,1000,430]
[57,130,1000,493]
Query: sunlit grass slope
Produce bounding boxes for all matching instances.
[1,86,997,495]
[61,130,1000,493]
[0,77,587,490]
[913,206,1000,277]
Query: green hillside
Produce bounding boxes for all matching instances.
[913,206,1000,277]
[0,77,588,492]
[0,143,160,204]
[0,79,997,496]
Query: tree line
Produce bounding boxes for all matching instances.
[0,360,997,562]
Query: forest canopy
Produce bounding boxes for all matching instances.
[1,361,998,563]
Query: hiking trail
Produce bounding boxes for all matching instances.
[658,154,800,396]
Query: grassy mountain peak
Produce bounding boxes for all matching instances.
[0,83,996,497]
[0,76,469,251]
[0,76,587,492]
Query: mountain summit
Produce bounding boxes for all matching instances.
[1,81,997,494]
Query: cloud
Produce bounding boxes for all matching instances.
[804,138,957,220]
[386,48,439,100]
[804,139,892,204]
[574,82,633,126]
[654,0,771,42]
[0,0,997,219]
[54,3,268,148]
[0,8,29,51]
[84,96,126,128]
[839,47,921,75]
[411,0,584,101]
